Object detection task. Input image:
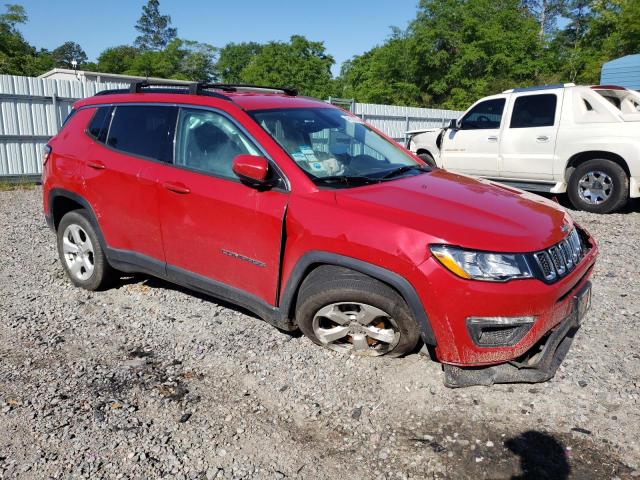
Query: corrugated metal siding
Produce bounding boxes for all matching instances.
[0,74,128,178]
[353,102,461,142]
[601,55,640,91]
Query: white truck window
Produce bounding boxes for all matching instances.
[510,94,557,128]
[459,99,505,130]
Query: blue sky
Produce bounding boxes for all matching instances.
[15,0,420,75]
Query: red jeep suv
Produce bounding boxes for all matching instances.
[42,82,597,387]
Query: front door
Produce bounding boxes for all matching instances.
[499,91,562,181]
[156,107,288,305]
[440,96,506,177]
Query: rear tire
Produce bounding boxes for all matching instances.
[296,266,421,357]
[418,152,437,168]
[567,159,629,214]
[56,210,115,291]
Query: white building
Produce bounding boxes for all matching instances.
[38,68,191,86]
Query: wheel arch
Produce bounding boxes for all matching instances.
[48,188,108,252]
[279,251,437,346]
[565,151,630,182]
[416,148,434,157]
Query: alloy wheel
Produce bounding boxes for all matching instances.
[578,171,613,205]
[62,224,95,281]
[311,302,401,356]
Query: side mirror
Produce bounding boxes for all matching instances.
[448,118,459,130]
[232,155,269,187]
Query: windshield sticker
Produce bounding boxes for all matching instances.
[310,162,324,171]
[341,115,364,124]
[299,146,315,155]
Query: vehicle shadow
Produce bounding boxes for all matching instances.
[538,192,640,214]
[113,273,303,337]
[505,430,570,480]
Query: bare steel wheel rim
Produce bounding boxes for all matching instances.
[62,224,95,281]
[312,302,401,356]
[578,171,613,205]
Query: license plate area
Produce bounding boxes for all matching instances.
[574,281,592,324]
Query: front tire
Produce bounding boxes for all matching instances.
[56,210,115,290]
[296,266,421,357]
[567,159,629,214]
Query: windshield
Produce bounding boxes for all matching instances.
[250,107,425,186]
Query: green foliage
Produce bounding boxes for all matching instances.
[217,42,263,83]
[134,0,177,51]
[96,45,140,74]
[118,39,216,81]
[51,41,88,68]
[0,3,39,75]
[238,36,336,98]
[340,28,423,106]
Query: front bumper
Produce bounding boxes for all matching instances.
[415,231,597,366]
[442,281,590,387]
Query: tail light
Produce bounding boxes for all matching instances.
[43,145,52,165]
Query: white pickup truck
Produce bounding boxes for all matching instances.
[406,84,640,213]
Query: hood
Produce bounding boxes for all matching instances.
[334,170,572,253]
[405,128,443,135]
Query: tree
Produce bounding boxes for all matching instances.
[217,42,263,83]
[339,28,422,105]
[51,41,88,68]
[239,35,336,98]
[134,0,177,51]
[178,40,217,82]
[521,0,568,42]
[0,3,26,26]
[96,45,140,74]
[0,3,48,76]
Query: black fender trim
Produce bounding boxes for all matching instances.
[279,251,437,346]
[47,188,108,253]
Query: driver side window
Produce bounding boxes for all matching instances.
[175,108,260,179]
[459,98,506,130]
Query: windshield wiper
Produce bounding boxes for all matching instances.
[313,175,379,186]
[380,164,430,180]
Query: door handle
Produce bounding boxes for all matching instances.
[162,181,191,194]
[536,135,549,142]
[87,160,105,170]
[487,136,498,142]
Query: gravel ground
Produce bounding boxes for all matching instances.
[1,186,639,479]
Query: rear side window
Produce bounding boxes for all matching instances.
[510,94,557,128]
[459,99,505,130]
[107,105,178,162]
[87,106,113,142]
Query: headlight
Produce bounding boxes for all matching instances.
[430,245,533,282]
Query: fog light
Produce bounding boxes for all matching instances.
[466,316,535,347]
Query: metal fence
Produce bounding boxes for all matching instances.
[0,74,462,179]
[352,102,461,142]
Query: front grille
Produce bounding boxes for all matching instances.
[533,228,586,282]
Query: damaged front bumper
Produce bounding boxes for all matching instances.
[443,281,592,388]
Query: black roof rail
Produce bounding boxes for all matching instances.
[95,80,298,101]
[129,80,197,93]
[94,81,233,101]
[94,88,129,96]
[200,83,298,96]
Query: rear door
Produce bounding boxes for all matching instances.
[499,90,563,180]
[440,96,506,176]
[155,106,289,305]
[83,104,177,268]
